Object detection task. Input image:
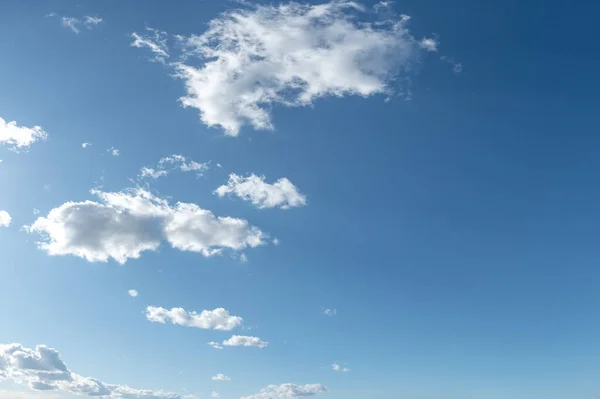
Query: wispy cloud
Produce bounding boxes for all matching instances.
[58,15,103,34]
[332,363,350,373]
[131,28,169,63]
[212,374,231,381]
[323,308,337,316]
[128,289,138,297]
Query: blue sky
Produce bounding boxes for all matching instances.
[1,0,600,398]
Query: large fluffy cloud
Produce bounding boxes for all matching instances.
[240,383,327,399]
[0,343,192,399]
[26,188,267,264]
[132,1,432,135]
[0,117,48,149]
[215,174,306,209]
[145,306,243,331]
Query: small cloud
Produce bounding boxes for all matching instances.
[208,342,224,350]
[128,289,138,297]
[81,142,91,148]
[419,37,438,52]
[215,173,306,209]
[211,374,231,381]
[272,238,279,245]
[211,392,220,398]
[108,147,119,157]
[323,308,337,317]
[33,208,40,215]
[332,363,350,373]
[239,253,248,262]
[440,56,463,73]
[0,210,12,227]
[222,335,268,349]
[45,12,57,18]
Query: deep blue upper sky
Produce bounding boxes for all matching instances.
[1,1,600,399]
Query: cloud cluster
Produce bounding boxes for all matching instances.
[26,187,267,264]
[60,16,103,34]
[0,343,193,399]
[0,117,48,150]
[145,306,243,331]
[241,383,327,399]
[132,1,432,135]
[212,374,230,381]
[139,155,210,180]
[215,174,306,209]
[0,211,11,227]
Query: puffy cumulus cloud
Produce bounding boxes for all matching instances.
[0,117,48,150]
[207,342,224,350]
[211,374,230,381]
[332,363,349,373]
[131,28,170,63]
[139,155,210,180]
[166,1,430,135]
[0,211,11,227]
[222,335,268,349]
[26,187,267,264]
[215,174,306,209]
[0,343,192,399]
[108,147,120,157]
[240,383,327,399]
[60,15,103,34]
[81,142,91,148]
[128,289,139,297]
[145,306,243,331]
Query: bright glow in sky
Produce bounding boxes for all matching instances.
[1,1,600,399]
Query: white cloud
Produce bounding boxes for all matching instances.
[210,392,220,398]
[207,342,223,350]
[26,187,267,264]
[128,289,138,297]
[131,28,169,63]
[0,343,193,399]
[419,37,438,52]
[139,154,210,180]
[161,1,429,135]
[60,16,102,34]
[145,306,243,331]
[0,211,11,227]
[139,167,168,179]
[323,308,337,316]
[241,383,327,399]
[222,335,268,349]
[211,374,230,381]
[332,363,349,373]
[0,117,48,150]
[215,174,306,209]
[108,147,119,157]
[81,143,91,148]
[440,56,463,73]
